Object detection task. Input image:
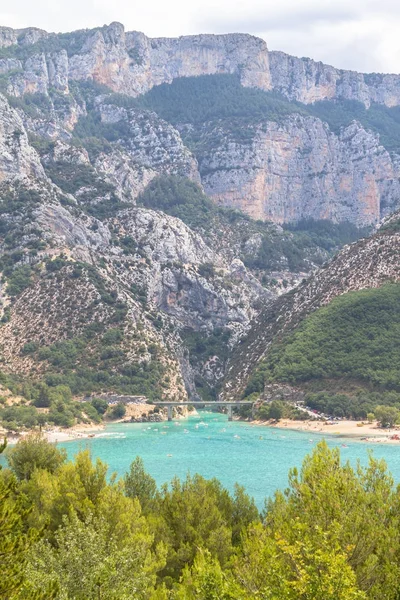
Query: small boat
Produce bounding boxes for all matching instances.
[184,429,189,434]
[167,454,173,457]
[234,435,241,439]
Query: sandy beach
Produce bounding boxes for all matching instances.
[250,418,400,443]
[1,422,105,445]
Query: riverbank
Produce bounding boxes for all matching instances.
[251,418,400,443]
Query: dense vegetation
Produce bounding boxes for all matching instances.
[137,175,215,230]
[283,219,371,253]
[2,435,400,598]
[22,320,166,401]
[132,73,400,154]
[244,284,400,418]
[0,371,131,431]
[128,74,308,125]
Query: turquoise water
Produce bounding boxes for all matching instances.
[58,412,400,508]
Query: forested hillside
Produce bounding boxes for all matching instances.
[242,283,400,418]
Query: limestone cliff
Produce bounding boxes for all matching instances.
[2,23,400,225]
[198,116,400,226]
[1,23,400,107]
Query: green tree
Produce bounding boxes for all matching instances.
[262,441,400,597]
[6,433,67,481]
[374,405,399,427]
[268,400,284,421]
[157,474,235,582]
[109,402,126,419]
[0,438,57,599]
[173,549,245,600]
[23,511,164,600]
[235,522,366,600]
[124,456,158,513]
[91,397,108,415]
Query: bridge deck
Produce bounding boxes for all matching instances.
[154,401,254,406]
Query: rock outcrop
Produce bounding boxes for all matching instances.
[199,116,400,226]
[0,92,276,400]
[0,93,45,182]
[268,52,400,107]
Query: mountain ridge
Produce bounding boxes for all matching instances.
[1,22,400,106]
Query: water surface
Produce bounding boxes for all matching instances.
[60,411,400,507]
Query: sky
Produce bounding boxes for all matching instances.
[1,0,400,74]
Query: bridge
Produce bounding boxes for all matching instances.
[154,401,255,421]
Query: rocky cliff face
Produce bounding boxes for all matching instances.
[0,92,276,400]
[0,93,45,182]
[1,23,400,107]
[268,52,400,107]
[1,23,400,225]
[199,116,400,226]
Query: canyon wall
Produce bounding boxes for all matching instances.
[1,23,400,106]
[199,116,400,226]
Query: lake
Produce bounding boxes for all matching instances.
[59,411,400,507]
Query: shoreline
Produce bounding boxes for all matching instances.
[0,407,195,445]
[248,418,400,443]
[1,422,105,445]
[3,414,399,446]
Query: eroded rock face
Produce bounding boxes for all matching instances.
[199,116,400,226]
[67,24,272,96]
[109,207,267,331]
[98,103,200,184]
[0,93,45,182]
[269,51,400,108]
[0,91,271,401]
[1,23,400,224]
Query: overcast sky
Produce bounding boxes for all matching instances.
[1,0,400,74]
